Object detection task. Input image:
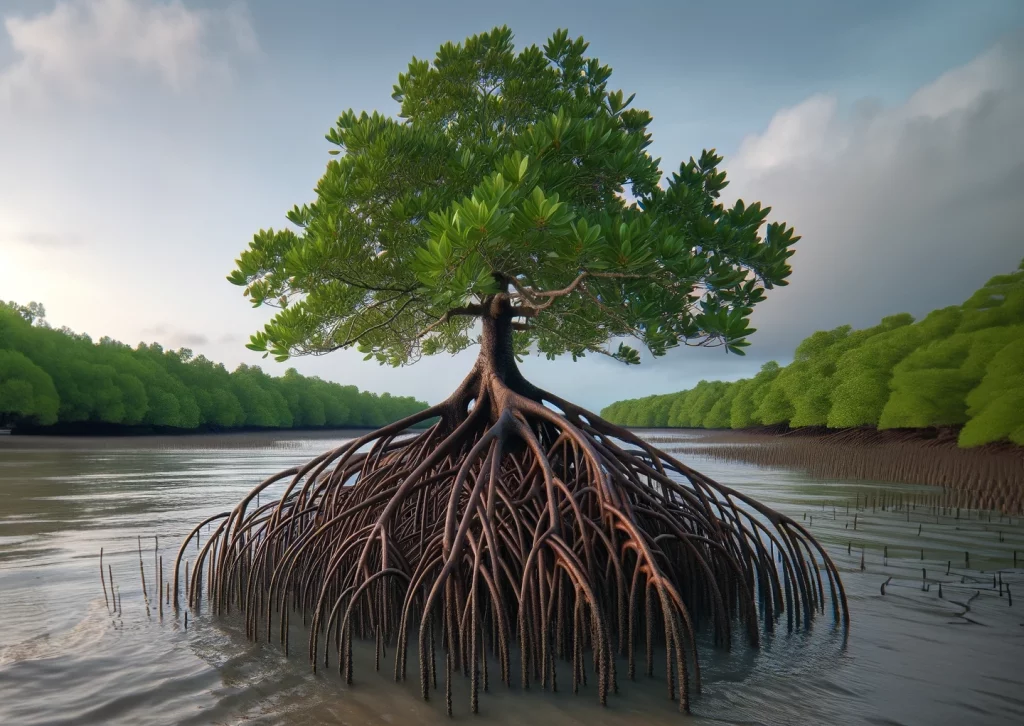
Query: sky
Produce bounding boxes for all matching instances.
[1,0,1022,411]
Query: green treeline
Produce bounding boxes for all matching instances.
[601,259,1024,447]
[0,302,428,432]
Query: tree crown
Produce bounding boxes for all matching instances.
[231,27,799,366]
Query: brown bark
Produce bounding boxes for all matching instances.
[437,294,541,430]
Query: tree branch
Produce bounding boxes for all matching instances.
[507,277,541,306]
[328,297,416,351]
[527,318,625,363]
[511,270,649,315]
[328,270,419,295]
[417,305,485,337]
[581,286,646,341]
[334,290,409,347]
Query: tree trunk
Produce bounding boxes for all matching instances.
[476,305,541,417]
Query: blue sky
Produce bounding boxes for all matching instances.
[1,0,1022,410]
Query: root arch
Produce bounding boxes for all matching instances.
[175,338,848,716]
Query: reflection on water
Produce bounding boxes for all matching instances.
[1,430,1022,725]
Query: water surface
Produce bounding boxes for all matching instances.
[1,430,1021,725]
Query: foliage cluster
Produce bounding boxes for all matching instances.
[0,303,427,431]
[601,259,1024,447]
[231,26,798,367]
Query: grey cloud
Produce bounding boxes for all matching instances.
[713,33,1024,359]
[173,332,210,346]
[138,325,209,347]
[0,0,259,104]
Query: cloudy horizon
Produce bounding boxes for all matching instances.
[1,0,1022,411]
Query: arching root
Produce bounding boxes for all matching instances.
[174,371,849,715]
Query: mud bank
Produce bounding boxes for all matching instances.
[649,426,1024,515]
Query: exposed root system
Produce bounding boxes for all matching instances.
[174,330,848,715]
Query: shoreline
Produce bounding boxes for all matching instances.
[640,424,1024,456]
[0,428,387,450]
[1,421,433,438]
[652,426,1024,514]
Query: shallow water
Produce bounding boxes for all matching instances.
[1,429,1022,725]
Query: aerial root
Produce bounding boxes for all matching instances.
[175,374,848,715]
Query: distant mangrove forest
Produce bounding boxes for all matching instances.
[602,259,1024,448]
[0,302,428,433]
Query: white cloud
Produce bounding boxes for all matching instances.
[730,94,846,176]
[717,33,1024,354]
[730,39,1021,184]
[0,0,257,103]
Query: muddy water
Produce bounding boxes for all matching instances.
[1,429,1021,726]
